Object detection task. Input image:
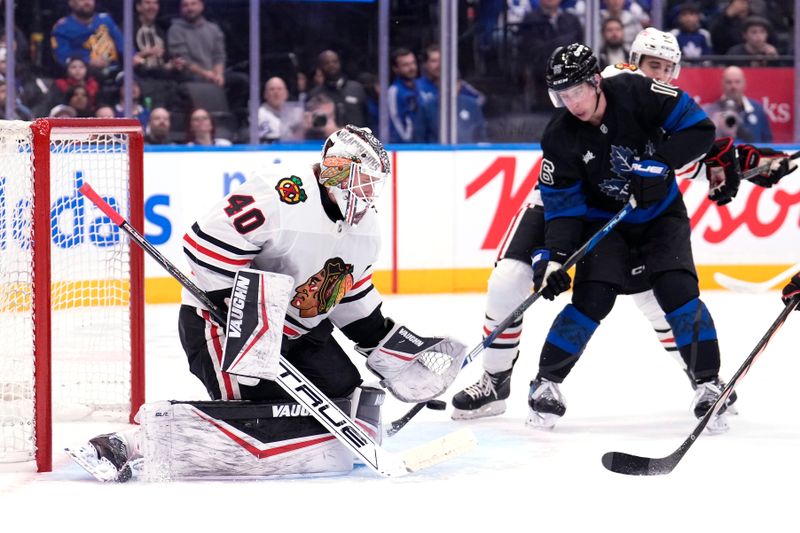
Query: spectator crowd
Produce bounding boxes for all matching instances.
[0,0,793,144]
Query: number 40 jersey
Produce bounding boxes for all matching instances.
[181,165,384,340]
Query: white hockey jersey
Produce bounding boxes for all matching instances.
[181,165,383,339]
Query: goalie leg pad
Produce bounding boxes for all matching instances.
[138,399,356,481]
[222,269,295,382]
[350,385,385,445]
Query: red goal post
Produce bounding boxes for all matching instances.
[0,118,145,472]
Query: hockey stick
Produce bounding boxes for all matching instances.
[386,400,446,437]
[711,150,799,293]
[602,294,800,476]
[79,182,476,478]
[741,149,800,181]
[714,262,800,294]
[464,197,637,366]
[387,198,638,433]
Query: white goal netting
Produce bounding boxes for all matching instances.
[0,120,139,465]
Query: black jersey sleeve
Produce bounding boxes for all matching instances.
[538,121,586,253]
[634,77,715,168]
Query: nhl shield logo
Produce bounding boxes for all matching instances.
[275,176,307,204]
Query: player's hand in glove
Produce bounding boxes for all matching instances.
[782,272,800,309]
[532,249,571,300]
[738,144,797,188]
[628,158,671,208]
[704,137,741,206]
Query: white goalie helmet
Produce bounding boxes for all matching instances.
[630,27,682,80]
[319,125,390,226]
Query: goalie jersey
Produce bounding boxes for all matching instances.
[181,165,383,340]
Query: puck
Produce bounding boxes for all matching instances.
[425,399,447,411]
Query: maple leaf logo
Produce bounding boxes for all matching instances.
[610,145,635,178]
[599,177,630,200]
[600,145,636,201]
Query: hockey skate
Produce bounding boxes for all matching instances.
[451,368,512,420]
[526,377,566,430]
[66,433,139,482]
[689,373,738,415]
[692,378,730,434]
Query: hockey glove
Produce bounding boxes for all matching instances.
[704,137,741,206]
[628,158,671,208]
[532,249,571,301]
[782,272,800,310]
[738,144,797,188]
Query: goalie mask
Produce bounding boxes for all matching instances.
[319,125,390,226]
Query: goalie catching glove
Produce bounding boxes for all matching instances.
[356,320,467,403]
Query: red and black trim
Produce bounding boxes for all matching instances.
[191,222,260,256]
[183,248,237,278]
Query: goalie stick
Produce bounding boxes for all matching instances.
[79,182,476,478]
[389,198,638,434]
[387,400,446,437]
[602,294,800,476]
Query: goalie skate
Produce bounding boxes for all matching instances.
[525,377,566,430]
[66,433,138,482]
[451,368,512,420]
[692,378,730,434]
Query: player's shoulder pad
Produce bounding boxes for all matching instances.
[600,63,644,79]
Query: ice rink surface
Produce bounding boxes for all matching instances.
[2,291,798,532]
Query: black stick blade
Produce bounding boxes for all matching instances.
[601,451,676,476]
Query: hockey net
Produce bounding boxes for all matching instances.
[0,119,144,472]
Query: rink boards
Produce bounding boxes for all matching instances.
[139,145,800,301]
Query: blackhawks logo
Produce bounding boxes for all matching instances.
[291,258,354,318]
[275,176,307,204]
[614,62,639,72]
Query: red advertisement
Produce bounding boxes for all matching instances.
[677,67,794,143]
[465,154,800,254]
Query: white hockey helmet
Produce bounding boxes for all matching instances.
[630,28,682,80]
[319,125,390,226]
